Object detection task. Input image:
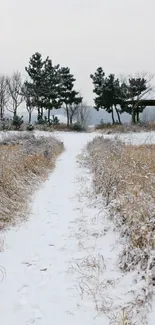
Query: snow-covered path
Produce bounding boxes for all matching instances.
[1,131,155,325]
[0,132,105,325]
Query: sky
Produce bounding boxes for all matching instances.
[0,0,155,105]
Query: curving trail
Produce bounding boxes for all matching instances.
[1,131,154,325]
[0,132,104,325]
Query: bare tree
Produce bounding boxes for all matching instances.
[6,71,24,117]
[63,102,90,128]
[66,104,79,125]
[22,83,34,124]
[75,103,90,129]
[0,75,9,119]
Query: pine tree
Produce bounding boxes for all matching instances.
[59,67,82,125]
[125,78,147,123]
[42,58,62,122]
[90,68,123,124]
[90,67,105,111]
[25,52,46,120]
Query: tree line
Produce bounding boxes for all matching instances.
[0,52,154,127]
[0,52,83,127]
[90,68,154,124]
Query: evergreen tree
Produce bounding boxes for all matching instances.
[90,68,122,124]
[25,52,46,120]
[42,58,62,122]
[12,115,23,130]
[90,67,105,111]
[60,67,82,125]
[121,77,147,123]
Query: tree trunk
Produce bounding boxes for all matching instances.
[41,107,43,119]
[115,105,121,124]
[66,106,70,126]
[48,109,51,123]
[132,108,136,124]
[70,115,73,125]
[38,108,41,120]
[14,109,17,118]
[29,111,32,124]
[111,107,115,124]
[136,111,140,123]
[0,106,3,119]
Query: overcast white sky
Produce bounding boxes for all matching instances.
[0,0,155,104]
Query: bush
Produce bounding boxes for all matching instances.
[72,122,84,132]
[26,124,34,131]
[36,116,47,125]
[0,118,12,131]
[49,115,60,126]
[12,115,23,130]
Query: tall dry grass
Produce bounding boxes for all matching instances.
[86,137,155,274]
[95,122,155,134]
[0,133,64,229]
[81,136,155,323]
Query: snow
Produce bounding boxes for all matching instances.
[0,131,155,324]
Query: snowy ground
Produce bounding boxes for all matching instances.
[0,131,155,325]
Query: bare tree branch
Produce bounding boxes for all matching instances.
[75,103,90,129]
[6,71,24,116]
[0,75,9,119]
[22,83,34,124]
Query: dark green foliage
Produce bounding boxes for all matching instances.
[37,116,47,124]
[90,68,122,124]
[43,58,62,122]
[120,78,148,123]
[60,67,82,125]
[90,68,153,124]
[60,67,81,106]
[26,124,34,131]
[49,115,60,126]
[25,53,82,125]
[12,115,23,129]
[72,122,84,132]
[90,67,105,111]
[25,52,47,119]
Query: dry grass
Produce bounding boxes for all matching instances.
[0,133,64,229]
[79,136,155,323]
[95,122,155,134]
[69,253,113,316]
[35,123,72,132]
[86,137,155,274]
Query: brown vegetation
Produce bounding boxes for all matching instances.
[86,137,155,273]
[0,133,64,229]
[95,122,155,134]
